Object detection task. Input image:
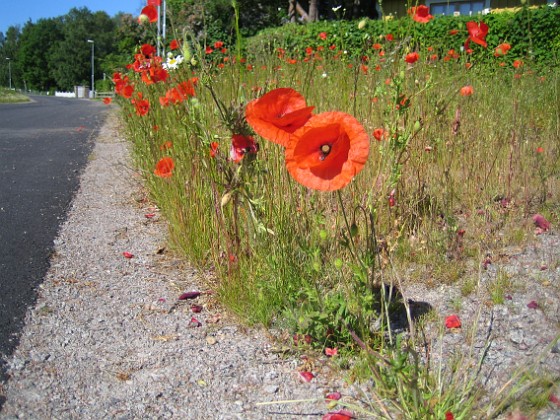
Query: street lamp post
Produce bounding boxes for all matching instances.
[6,58,11,90]
[87,40,94,98]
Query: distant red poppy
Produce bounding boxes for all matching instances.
[285,111,369,191]
[169,39,180,50]
[372,43,382,50]
[408,5,433,23]
[319,32,327,40]
[405,52,419,64]
[385,33,394,41]
[103,97,112,105]
[465,21,489,49]
[460,85,474,96]
[229,134,258,163]
[160,141,173,150]
[214,41,224,49]
[154,156,174,178]
[445,412,455,420]
[210,141,219,158]
[494,42,511,56]
[513,59,523,69]
[245,88,314,146]
[205,46,213,54]
[138,5,158,23]
[536,146,544,153]
[449,29,459,35]
[373,128,387,141]
[445,314,461,329]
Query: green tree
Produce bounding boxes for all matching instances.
[16,18,63,91]
[50,8,116,91]
[0,26,21,89]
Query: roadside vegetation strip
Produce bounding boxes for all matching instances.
[114,7,559,419]
[0,88,29,103]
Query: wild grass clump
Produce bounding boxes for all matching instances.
[115,11,559,417]
[0,88,29,103]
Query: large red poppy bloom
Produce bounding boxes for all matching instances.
[408,5,433,23]
[139,5,158,23]
[131,93,150,116]
[154,157,174,178]
[245,88,314,147]
[285,112,369,191]
[465,21,489,49]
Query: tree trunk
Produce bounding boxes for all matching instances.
[309,0,319,21]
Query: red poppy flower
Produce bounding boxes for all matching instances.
[373,128,387,141]
[154,156,174,178]
[210,141,219,158]
[385,33,394,41]
[169,39,180,50]
[285,111,369,191]
[445,412,455,420]
[372,43,382,50]
[230,134,258,163]
[408,5,433,23]
[536,146,544,153]
[465,21,489,49]
[494,42,511,56]
[160,141,173,150]
[319,32,327,40]
[460,85,474,96]
[449,29,459,35]
[445,314,461,329]
[405,52,419,64]
[131,93,150,116]
[205,46,213,54]
[103,97,112,105]
[214,41,224,49]
[513,59,523,69]
[141,44,156,57]
[139,5,158,23]
[245,88,314,146]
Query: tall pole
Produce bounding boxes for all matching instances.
[87,40,94,98]
[6,58,11,90]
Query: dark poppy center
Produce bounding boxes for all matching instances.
[319,144,331,161]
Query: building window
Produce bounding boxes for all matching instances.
[429,0,485,15]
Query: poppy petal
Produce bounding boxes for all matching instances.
[245,88,314,146]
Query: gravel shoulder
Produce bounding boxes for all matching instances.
[0,112,559,419]
[0,113,344,419]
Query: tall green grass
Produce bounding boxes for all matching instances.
[119,25,559,417]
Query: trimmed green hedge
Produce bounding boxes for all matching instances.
[245,5,560,66]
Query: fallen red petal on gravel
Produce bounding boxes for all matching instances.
[445,314,461,329]
[189,316,202,327]
[145,213,156,218]
[300,371,314,382]
[325,347,338,357]
[122,252,134,259]
[179,291,201,300]
[191,304,203,313]
[550,394,560,407]
[322,409,353,420]
[532,214,551,232]
[527,300,538,309]
[325,392,342,400]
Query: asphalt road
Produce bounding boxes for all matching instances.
[0,95,107,363]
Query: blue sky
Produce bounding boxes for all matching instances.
[1,1,145,34]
